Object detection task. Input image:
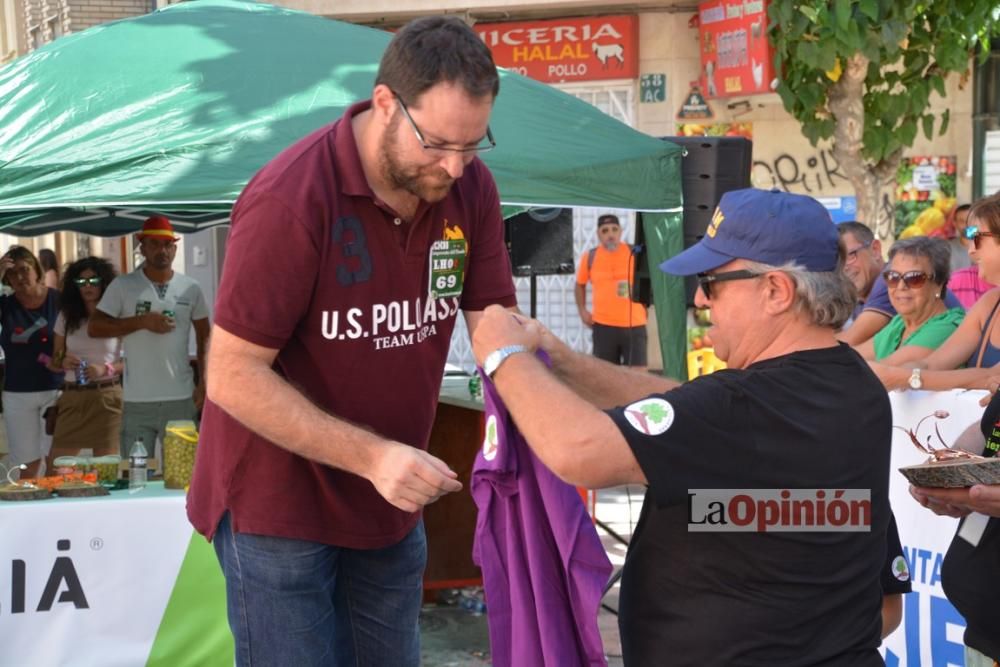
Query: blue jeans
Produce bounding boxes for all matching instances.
[213,513,426,666]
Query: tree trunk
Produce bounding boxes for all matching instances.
[827,52,901,242]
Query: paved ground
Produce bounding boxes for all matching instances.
[420,485,645,666]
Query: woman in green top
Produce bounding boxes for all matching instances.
[856,236,964,364]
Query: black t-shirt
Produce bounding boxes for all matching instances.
[607,344,891,666]
[940,393,1000,660]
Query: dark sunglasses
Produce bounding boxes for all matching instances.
[882,270,933,290]
[966,226,999,250]
[696,269,763,300]
[73,277,102,286]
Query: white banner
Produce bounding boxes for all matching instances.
[0,489,194,666]
[882,389,989,666]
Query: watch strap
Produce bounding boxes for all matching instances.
[484,345,529,379]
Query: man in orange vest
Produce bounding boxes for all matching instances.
[575,214,648,368]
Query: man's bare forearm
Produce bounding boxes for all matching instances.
[209,339,388,476]
[88,312,147,338]
[548,343,678,409]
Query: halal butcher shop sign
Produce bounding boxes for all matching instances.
[478,15,638,84]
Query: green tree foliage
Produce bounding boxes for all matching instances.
[768,0,998,236]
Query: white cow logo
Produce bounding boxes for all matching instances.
[592,42,625,68]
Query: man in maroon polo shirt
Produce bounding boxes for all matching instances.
[186,17,516,666]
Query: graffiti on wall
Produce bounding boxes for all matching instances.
[752,148,849,194]
[753,148,895,230]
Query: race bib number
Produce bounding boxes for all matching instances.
[428,239,466,299]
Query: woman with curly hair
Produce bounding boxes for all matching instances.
[47,257,123,463]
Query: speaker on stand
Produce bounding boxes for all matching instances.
[665,136,753,305]
[505,208,575,317]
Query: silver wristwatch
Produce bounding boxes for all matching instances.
[908,368,923,390]
[483,345,529,379]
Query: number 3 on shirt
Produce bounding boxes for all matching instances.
[333,217,373,286]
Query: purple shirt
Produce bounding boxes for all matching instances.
[472,363,611,667]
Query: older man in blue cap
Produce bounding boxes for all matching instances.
[471,188,894,665]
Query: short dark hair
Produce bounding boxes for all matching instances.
[2,245,43,286]
[887,236,952,288]
[597,214,620,229]
[375,16,499,105]
[836,221,875,245]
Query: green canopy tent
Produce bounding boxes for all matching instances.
[0,0,685,377]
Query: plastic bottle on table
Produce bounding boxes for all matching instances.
[129,437,148,491]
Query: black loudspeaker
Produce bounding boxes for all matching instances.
[663,136,753,306]
[505,208,575,277]
[667,136,753,237]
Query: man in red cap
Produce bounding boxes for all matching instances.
[89,215,210,461]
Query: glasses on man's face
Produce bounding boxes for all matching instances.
[845,241,872,263]
[393,93,496,157]
[882,270,933,290]
[696,269,764,300]
[74,277,102,287]
[966,226,999,250]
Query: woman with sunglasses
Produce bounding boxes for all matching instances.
[46,257,123,465]
[0,246,63,478]
[872,194,1000,391]
[854,237,963,364]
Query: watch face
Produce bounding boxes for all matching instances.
[484,350,502,378]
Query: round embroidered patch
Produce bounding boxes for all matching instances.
[892,555,910,582]
[623,398,675,436]
[483,414,499,461]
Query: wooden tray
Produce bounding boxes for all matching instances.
[53,482,110,498]
[899,457,1000,488]
[0,484,53,501]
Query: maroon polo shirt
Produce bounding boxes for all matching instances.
[187,101,516,549]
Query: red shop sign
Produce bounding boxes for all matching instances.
[477,15,638,84]
[698,0,772,98]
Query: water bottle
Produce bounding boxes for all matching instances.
[129,437,148,491]
[468,373,483,400]
[76,359,89,386]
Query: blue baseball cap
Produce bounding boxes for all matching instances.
[660,188,839,276]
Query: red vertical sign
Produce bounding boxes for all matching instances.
[698,0,772,98]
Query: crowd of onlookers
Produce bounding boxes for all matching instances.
[0,216,209,481]
[837,194,1000,661]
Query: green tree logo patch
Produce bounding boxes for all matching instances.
[624,398,675,436]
